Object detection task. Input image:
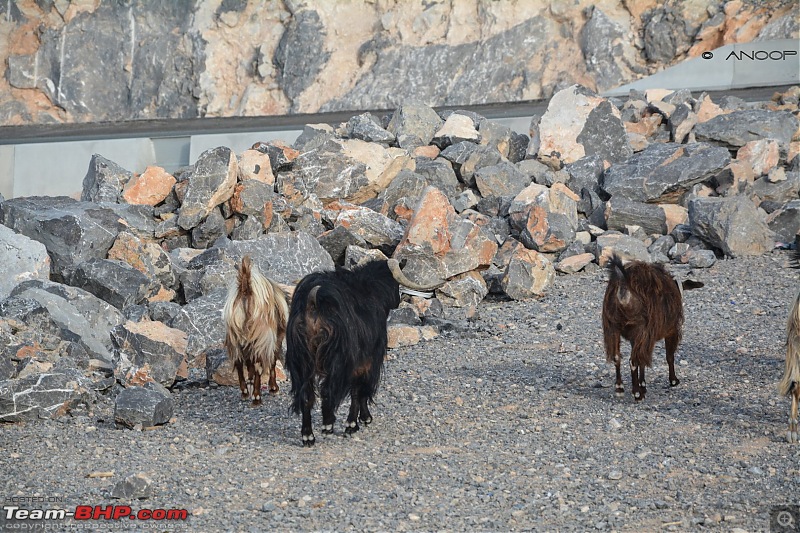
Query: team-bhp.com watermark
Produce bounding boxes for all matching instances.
[2,502,189,531]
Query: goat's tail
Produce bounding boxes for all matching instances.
[607,254,631,305]
[779,289,800,397]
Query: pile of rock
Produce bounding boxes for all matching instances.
[1,84,797,425]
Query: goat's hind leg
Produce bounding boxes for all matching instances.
[248,360,262,407]
[665,334,681,387]
[345,387,361,435]
[234,360,249,401]
[267,356,280,395]
[320,395,336,435]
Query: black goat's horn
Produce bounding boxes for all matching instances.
[387,259,445,291]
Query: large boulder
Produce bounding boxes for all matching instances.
[112,320,188,388]
[694,109,799,154]
[177,147,238,231]
[0,225,51,300]
[508,183,579,253]
[688,196,775,257]
[0,370,93,422]
[81,154,132,203]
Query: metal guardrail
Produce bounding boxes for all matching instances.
[0,39,796,199]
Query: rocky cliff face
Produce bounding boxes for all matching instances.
[1,0,797,125]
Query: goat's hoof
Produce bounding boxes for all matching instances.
[633,391,644,402]
[251,398,262,407]
[360,415,372,426]
[615,386,624,395]
[302,434,315,447]
[240,393,249,401]
[321,424,334,435]
[269,387,279,395]
[789,431,798,444]
[344,421,359,435]
[670,378,680,387]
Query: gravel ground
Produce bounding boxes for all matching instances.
[2,251,799,532]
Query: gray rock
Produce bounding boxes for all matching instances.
[508,132,529,164]
[435,272,488,309]
[565,154,604,196]
[224,231,334,286]
[753,172,800,204]
[580,8,626,92]
[381,169,429,218]
[478,119,512,158]
[387,101,443,149]
[475,161,531,200]
[190,207,228,249]
[0,370,93,422]
[508,184,578,253]
[111,474,153,500]
[432,113,481,148]
[441,143,503,188]
[685,249,717,268]
[99,203,158,240]
[0,225,50,300]
[605,196,667,236]
[68,259,157,310]
[230,215,265,241]
[178,247,236,302]
[274,9,330,109]
[452,190,480,214]
[766,200,800,243]
[111,320,187,388]
[288,139,370,202]
[500,248,556,300]
[694,110,799,154]
[413,158,461,199]
[343,246,387,270]
[148,301,182,324]
[230,179,274,226]
[334,207,404,252]
[668,103,697,143]
[596,232,651,264]
[10,280,125,364]
[317,226,368,265]
[0,196,125,280]
[346,113,395,144]
[292,123,336,153]
[688,196,775,257]
[114,384,174,429]
[643,6,689,63]
[602,143,731,203]
[649,235,676,257]
[178,147,237,231]
[322,17,549,112]
[81,154,132,203]
[169,289,227,365]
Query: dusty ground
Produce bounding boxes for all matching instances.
[2,251,799,532]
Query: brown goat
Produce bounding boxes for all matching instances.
[222,255,289,406]
[779,251,800,443]
[602,254,701,401]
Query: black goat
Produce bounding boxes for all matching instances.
[602,254,702,401]
[285,259,438,446]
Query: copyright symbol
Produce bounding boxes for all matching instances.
[702,51,713,59]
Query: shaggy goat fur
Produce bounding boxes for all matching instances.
[222,255,289,406]
[602,254,691,402]
[285,260,402,446]
[779,250,800,443]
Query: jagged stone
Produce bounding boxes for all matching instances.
[121,166,176,206]
[688,196,775,257]
[81,154,132,203]
[556,253,595,274]
[602,142,731,203]
[9,280,125,364]
[190,208,228,249]
[346,113,395,144]
[0,370,93,422]
[112,320,187,387]
[334,206,403,252]
[605,196,668,235]
[290,138,411,203]
[0,196,125,280]
[108,232,176,291]
[0,225,50,300]
[737,139,780,177]
[169,289,227,365]
[393,187,498,287]
[500,247,555,300]
[508,183,579,253]
[412,158,460,199]
[251,141,300,172]
[111,474,154,500]
[387,101,444,149]
[432,113,480,148]
[565,154,604,196]
[478,119,512,158]
[113,383,174,429]
[538,85,632,165]
[317,226,368,265]
[68,259,157,310]
[178,147,238,231]
[435,271,488,309]
[441,142,503,189]
[238,149,275,185]
[475,161,531,200]
[595,232,652,265]
[343,246,388,270]
[230,180,274,229]
[753,172,800,203]
[766,200,800,243]
[694,109,799,153]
